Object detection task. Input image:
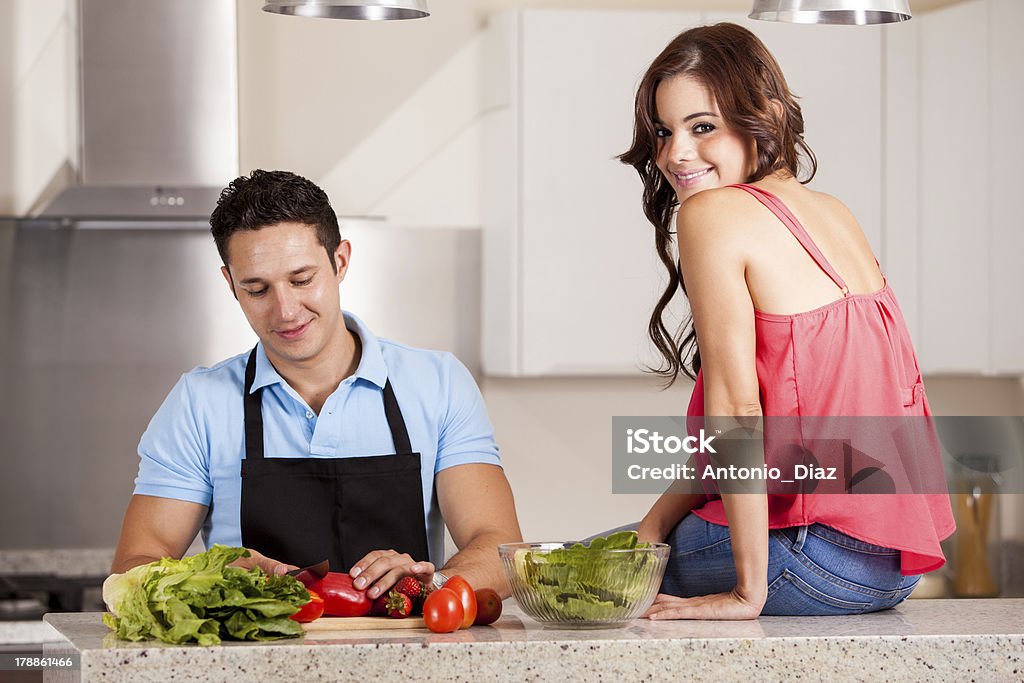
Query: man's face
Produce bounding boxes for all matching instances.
[221,222,350,367]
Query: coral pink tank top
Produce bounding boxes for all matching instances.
[687,184,955,575]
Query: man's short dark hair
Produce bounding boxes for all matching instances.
[210,170,341,272]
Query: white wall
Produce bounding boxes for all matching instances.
[482,376,692,541]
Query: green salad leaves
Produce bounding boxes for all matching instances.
[102,545,309,646]
[515,531,657,621]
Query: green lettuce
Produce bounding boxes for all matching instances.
[102,545,309,646]
[518,531,655,621]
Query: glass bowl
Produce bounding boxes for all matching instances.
[499,541,670,629]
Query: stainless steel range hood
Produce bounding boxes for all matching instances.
[37,0,238,221]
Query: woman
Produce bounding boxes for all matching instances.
[618,23,955,619]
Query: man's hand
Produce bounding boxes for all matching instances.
[229,549,297,577]
[349,550,435,600]
[643,588,765,621]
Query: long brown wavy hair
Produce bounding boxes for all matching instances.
[619,23,817,385]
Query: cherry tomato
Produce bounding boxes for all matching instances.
[422,588,464,633]
[289,589,325,623]
[442,576,477,629]
[473,588,502,626]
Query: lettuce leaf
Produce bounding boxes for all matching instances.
[102,545,309,646]
[518,531,656,621]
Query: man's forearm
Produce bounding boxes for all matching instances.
[110,553,165,574]
[440,530,518,598]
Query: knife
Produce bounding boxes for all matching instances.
[286,560,330,587]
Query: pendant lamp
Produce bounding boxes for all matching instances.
[262,0,429,20]
[749,0,912,25]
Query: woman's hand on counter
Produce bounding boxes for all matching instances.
[643,587,765,621]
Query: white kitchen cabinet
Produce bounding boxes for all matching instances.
[882,20,921,345]
[918,0,990,374]
[989,0,1024,374]
[893,0,1024,375]
[482,6,1021,378]
[482,10,701,376]
[482,10,882,376]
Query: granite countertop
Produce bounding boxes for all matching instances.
[0,549,114,578]
[0,620,64,645]
[42,599,1024,682]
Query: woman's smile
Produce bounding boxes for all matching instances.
[672,166,715,188]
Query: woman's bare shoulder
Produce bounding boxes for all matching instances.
[812,188,857,219]
[763,182,863,236]
[676,186,775,255]
[677,186,765,231]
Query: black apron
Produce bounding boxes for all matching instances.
[239,347,430,572]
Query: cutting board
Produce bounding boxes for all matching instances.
[303,616,427,631]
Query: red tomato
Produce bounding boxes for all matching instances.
[422,588,464,633]
[442,576,477,629]
[308,572,372,617]
[473,588,502,626]
[289,590,325,623]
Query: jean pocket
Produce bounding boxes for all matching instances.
[806,525,900,556]
[762,569,873,616]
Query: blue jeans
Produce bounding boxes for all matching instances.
[664,514,921,615]
[596,515,921,616]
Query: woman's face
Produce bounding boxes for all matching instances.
[653,75,756,203]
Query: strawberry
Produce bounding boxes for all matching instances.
[386,590,413,618]
[370,594,389,617]
[414,581,434,615]
[394,576,423,601]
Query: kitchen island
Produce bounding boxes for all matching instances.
[42,599,1023,682]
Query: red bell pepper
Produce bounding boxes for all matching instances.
[308,572,372,617]
[289,589,325,623]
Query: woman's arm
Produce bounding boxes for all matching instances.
[718,470,769,605]
[645,188,769,620]
[637,483,706,544]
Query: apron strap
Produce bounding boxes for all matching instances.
[244,345,414,458]
[382,379,413,454]
[243,346,265,461]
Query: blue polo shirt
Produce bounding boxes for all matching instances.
[134,311,501,567]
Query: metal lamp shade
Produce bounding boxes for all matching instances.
[749,0,912,25]
[262,0,429,20]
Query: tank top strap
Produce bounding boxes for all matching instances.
[728,183,850,295]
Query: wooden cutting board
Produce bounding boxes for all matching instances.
[303,616,427,631]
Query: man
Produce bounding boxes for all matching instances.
[111,170,522,600]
